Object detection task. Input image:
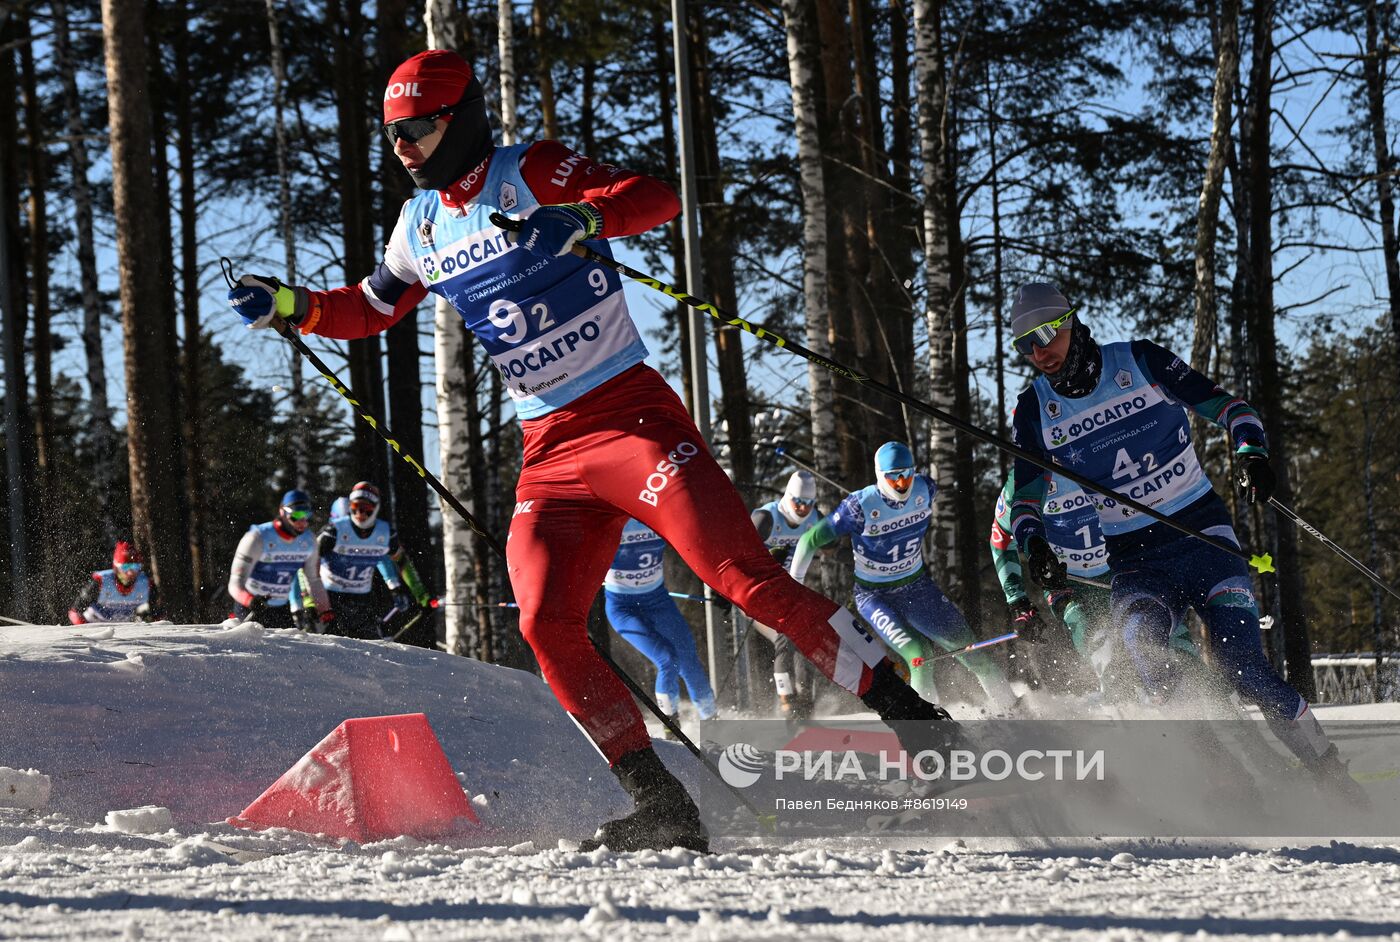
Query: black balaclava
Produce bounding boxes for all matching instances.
[1048,319,1103,398]
[409,85,493,192]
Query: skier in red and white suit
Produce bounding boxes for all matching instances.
[227,50,950,852]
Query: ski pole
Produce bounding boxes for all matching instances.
[713,613,761,697]
[1269,498,1400,603]
[222,261,767,825]
[380,603,427,642]
[911,631,1018,666]
[774,446,845,492]
[489,215,1274,576]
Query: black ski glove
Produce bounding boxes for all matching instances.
[1236,445,1276,505]
[1026,536,1068,590]
[1009,597,1047,644]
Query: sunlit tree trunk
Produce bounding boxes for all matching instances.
[912,0,956,582]
[426,0,475,656]
[1245,0,1312,698]
[101,0,195,620]
[498,0,517,146]
[533,0,559,139]
[1190,0,1239,383]
[782,0,836,501]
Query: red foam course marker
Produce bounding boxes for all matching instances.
[229,712,478,842]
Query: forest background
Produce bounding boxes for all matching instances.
[1,0,1396,704]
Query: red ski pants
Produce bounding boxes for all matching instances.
[508,365,883,764]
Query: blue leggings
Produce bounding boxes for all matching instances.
[604,586,717,719]
[1112,530,1302,720]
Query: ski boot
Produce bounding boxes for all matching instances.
[660,713,681,741]
[860,660,962,764]
[1306,744,1371,810]
[581,748,710,853]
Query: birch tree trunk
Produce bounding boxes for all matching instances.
[912,0,956,582]
[782,0,836,497]
[1363,0,1400,352]
[53,0,117,542]
[1190,0,1239,380]
[498,0,517,146]
[101,0,195,621]
[426,0,475,656]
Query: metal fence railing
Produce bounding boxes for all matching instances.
[1311,654,1400,704]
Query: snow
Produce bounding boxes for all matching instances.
[0,768,50,811]
[103,806,174,835]
[2,620,1399,940]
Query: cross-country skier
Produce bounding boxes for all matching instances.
[67,541,158,625]
[749,471,821,718]
[226,49,954,852]
[990,467,1198,697]
[603,518,717,725]
[227,489,332,632]
[308,482,431,641]
[1005,281,1363,798]
[789,442,1018,713]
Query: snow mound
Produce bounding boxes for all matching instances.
[0,767,51,810]
[104,804,174,834]
[0,622,644,844]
